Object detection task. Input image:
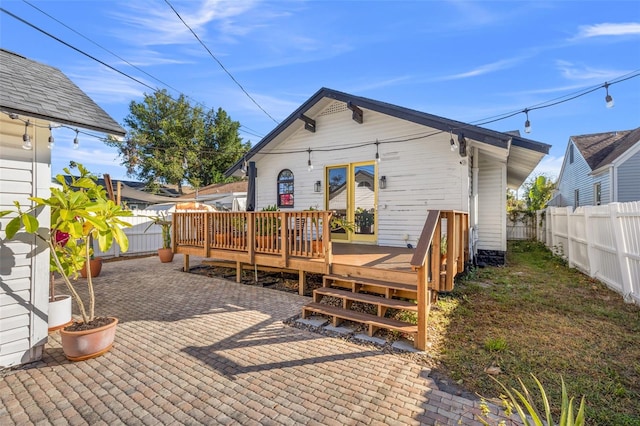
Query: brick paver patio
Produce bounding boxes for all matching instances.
[0,255,512,425]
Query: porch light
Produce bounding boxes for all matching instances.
[22,120,32,150]
[314,180,322,193]
[379,175,387,189]
[604,82,614,108]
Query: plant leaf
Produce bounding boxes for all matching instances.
[22,214,39,233]
[5,216,22,239]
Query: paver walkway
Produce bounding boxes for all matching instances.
[1,255,513,425]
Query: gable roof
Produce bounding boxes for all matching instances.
[0,49,125,136]
[178,181,248,199]
[225,87,550,187]
[572,127,640,171]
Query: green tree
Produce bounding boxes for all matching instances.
[523,174,555,211]
[108,90,249,194]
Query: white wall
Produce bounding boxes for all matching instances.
[617,147,640,203]
[557,141,597,207]
[477,152,506,251]
[1,117,51,368]
[253,101,469,248]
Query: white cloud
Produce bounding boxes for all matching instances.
[555,60,627,81]
[575,22,640,38]
[67,65,147,105]
[435,57,525,81]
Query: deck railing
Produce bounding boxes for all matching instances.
[411,210,469,350]
[174,210,333,260]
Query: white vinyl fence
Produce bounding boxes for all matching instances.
[537,202,640,305]
[92,210,166,258]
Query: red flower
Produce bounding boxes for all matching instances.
[53,230,70,247]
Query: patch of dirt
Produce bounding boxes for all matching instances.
[64,316,115,332]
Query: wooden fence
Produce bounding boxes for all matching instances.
[537,202,640,305]
[506,211,536,240]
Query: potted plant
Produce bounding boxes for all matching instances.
[256,205,279,249]
[0,163,132,361]
[305,207,355,253]
[145,212,174,262]
[79,241,103,278]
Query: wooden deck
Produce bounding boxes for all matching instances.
[173,210,469,350]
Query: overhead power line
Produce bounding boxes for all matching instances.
[163,0,279,124]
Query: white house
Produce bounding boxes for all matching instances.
[0,49,125,368]
[548,127,640,208]
[226,88,550,266]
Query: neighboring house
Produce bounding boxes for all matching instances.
[548,127,640,208]
[59,176,180,210]
[0,49,125,368]
[178,181,248,211]
[225,87,550,265]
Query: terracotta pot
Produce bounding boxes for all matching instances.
[256,235,276,250]
[48,294,72,332]
[158,247,174,263]
[60,317,118,361]
[80,257,103,278]
[215,233,230,245]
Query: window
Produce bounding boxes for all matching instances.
[569,144,574,164]
[277,169,294,208]
[594,182,601,206]
[574,189,580,208]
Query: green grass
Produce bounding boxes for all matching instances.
[429,241,640,425]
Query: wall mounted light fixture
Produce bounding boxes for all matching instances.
[314,180,321,193]
[379,175,387,189]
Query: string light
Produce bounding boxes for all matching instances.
[48,125,55,149]
[22,120,32,150]
[375,140,381,163]
[307,148,313,172]
[449,130,457,151]
[523,109,531,134]
[604,82,614,108]
[73,129,79,149]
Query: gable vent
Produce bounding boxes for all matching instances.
[319,101,348,116]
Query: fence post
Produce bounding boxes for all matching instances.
[583,206,597,278]
[610,203,633,300]
[566,206,574,267]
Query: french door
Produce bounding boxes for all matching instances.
[326,161,377,243]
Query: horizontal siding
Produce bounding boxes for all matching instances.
[617,149,640,202]
[557,141,597,207]
[1,119,51,368]
[477,153,505,251]
[254,102,469,248]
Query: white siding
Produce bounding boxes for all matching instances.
[0,118,50,368]
[254,102,469,248]
[556,141,600,207]
[477,153,506,251]
[617,148,640,202]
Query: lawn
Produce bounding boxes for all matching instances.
[429,240,640,425]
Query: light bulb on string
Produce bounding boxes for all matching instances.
[73,129,79,149]
[449,130,457,152]
[48,125,54,149]
[524,109,531,134]
[604,82,614,108]
[375,140,381,163]
[307,148,313,172]
[22,120,32,150]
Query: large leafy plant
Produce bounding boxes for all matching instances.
[0,163,132,325]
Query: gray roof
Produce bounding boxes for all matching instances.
[0,49,125,136]
[225,87,550,181]
[572,127,640,171]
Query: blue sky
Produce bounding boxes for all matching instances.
[1,0,639,185]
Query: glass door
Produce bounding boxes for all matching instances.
[326,162,377,243]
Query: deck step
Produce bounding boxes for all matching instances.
[313,287,418,312]
[323,274,417,294]
[302,302,418,336]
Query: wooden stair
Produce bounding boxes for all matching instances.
[301,274,419,339]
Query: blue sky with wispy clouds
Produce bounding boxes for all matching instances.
[1,0,639,184]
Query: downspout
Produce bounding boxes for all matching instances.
[471,147,479,259]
